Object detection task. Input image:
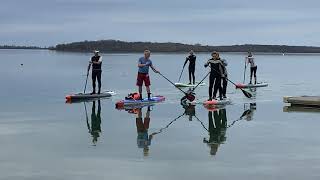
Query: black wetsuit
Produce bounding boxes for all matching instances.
[90,101,101,144]
[184,55,196,84]
[220,59,228,97]
[205,58,224,99]
[91,55,102,93]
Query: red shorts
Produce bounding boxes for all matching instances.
[136,72,151,86]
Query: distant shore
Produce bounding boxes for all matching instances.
[3,40,320,53]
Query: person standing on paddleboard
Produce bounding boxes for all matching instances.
[205,51,224,101]
[184,50,197,85]
[246,52,257,84]
[220,57,228,99]
[90,50,102,94]
[137,49,159,100]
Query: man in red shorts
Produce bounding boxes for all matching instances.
[137,50,159,100]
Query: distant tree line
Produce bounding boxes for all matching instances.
[0,45,44,49]
[50,40,320,53]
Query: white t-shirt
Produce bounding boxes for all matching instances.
[247,56,256,67]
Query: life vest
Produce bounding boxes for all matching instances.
[91,55,102,70]
[125,92,140,100]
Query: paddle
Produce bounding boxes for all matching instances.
[178,64,186,82]
[150,112,185,136]
[243,58,247,83]
[83,63,91,94]
[84,102,91,133]
[210,68,252,99]
[192,71,210,92]
[158,72,195,101]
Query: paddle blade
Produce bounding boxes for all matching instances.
[241,89,252,98]
[240,109,251,119]
[186,94,196,102]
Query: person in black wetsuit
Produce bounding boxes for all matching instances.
[90,50,102,94]
[184,50,196,85]
[220,58,228,98]
[204,51,224,101]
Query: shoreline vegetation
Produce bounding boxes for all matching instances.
[3,40,320,53]
[0,45,45,50]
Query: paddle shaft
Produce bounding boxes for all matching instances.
[158,72,188,95]
[83,102,90,132]
[178,64,185,82]
[83,64,91,93]
[243,58,247,83]
[192,71,210,92]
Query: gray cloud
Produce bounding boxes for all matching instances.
[1,0,320,46]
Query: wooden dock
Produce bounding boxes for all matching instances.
[283,106,320,113]
[284,96,320,107]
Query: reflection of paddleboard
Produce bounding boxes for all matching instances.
[203,98,231,111]
[174,82,206,87]
[115,95,165,109]
[66,91,116,103]
[235,82,268,89]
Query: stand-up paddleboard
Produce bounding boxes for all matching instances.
[116,95,165,109]
[66,91,116,103]
[203,98,231,110]
[235,82,268,89]
[174,82,206,88]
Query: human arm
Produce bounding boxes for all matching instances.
[221,59,228,66]
[219,62,225,77]
[92,57,102,64]
[184,57,189,67]
[204,60,210,68]
[90,56,102,64]
[138,58,146,67]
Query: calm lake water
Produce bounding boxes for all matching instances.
[1,49,320,180]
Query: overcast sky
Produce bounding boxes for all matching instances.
[1,0,320,46]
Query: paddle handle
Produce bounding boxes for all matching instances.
[243,58,247,83]
[83,64,91,93]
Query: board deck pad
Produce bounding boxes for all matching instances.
[174,82,206,87]
[116,95,165,109]
[66,91,116,102]
[203,98,231,106]
[236,82,268,89]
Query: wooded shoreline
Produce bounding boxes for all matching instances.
[3,40,320,53]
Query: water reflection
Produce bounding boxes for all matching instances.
[203,109,228,156]
[202,103,257,156]
[181,101,196,121]
[243,103,256,121]
[84,100,102,146]
[135,106,152,157]
[227,103,256,128]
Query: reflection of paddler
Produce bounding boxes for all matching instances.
[244,103,256,121]
[87,100,102,145]
[181,103,195,121]
[203,109,227,156]
[136,107,152,157]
